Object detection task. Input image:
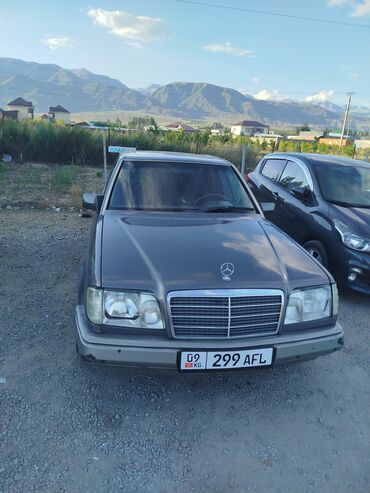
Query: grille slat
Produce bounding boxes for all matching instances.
[169,290,283,339]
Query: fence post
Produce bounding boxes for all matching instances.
[103,133,108,185]
[241,143,247,177]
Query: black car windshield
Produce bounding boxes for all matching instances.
[314,163,370,208]
[109,161,255,212]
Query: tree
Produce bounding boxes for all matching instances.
[127,116,158,130]
[299,123,311,132]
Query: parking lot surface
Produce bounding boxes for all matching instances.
[1,209,369,493]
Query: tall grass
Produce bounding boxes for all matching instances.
[0,119,368,170]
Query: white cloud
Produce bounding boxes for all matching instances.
[326,0,370,16]
[304,90,335,103]
[253,89,289,101]
[44,37,72,51]
[348,72,359,78]
[252,77,260,84]
[351,0,370,16]
[203,41,255,57]
[87,8,171,48]
[326,0,352,6]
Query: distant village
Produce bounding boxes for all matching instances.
[1,96,370,151]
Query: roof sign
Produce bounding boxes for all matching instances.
[108,146,136,154]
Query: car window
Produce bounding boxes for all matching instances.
[278,160,311,192]
[261,159,286,181]
[108,161,255,211]
[314,163,370,208]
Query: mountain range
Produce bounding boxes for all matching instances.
[0,57,368,128]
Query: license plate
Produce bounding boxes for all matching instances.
[179,348,273,371]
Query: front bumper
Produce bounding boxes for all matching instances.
[331,245,370,295]
[75,306,344,369]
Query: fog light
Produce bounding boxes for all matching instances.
[348,268,362,282]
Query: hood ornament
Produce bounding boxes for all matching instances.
[220,262,234,281]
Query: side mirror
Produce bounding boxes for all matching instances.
[291,186,312,201]
[82,192,103,211]
[260,202,275,213]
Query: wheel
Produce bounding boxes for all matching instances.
[303,240,328,268]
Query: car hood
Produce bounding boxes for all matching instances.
[330,205,370,237]
[100,211,330,294]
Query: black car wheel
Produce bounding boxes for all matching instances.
[303,240,328,268]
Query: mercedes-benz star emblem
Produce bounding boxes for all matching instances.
[220,262,235,281]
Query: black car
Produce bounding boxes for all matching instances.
[248,153,370,294]
[76,151,343,370]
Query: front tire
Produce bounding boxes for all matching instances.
[303,240,328,268]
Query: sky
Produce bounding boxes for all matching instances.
[0,0,369,106]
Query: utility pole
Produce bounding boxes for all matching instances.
[339,92,354,149]
[103,133,108,185]
[241,143,247,177]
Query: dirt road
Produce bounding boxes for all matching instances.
[1,210,369,492]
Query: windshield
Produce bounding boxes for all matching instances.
[108,161,255,212]
[314,163,370,208]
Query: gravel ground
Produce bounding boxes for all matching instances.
[0,209,369,493]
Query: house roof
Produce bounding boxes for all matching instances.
[232,120,268,127]
[40,113,49,119]
[165,122,196,131]
[49,105,70,113]
[7,97,33,107]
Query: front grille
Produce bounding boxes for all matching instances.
[168,290,283,339]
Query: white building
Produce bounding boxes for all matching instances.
[49,105,70,124]
[230,120,269,137]
[6,97,34,121]
[250,133,284,146]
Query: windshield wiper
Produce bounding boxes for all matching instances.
[200,206,255,213]
[328,199,370,209]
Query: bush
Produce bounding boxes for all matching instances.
[50,168,74,192]
[0,119,362,170]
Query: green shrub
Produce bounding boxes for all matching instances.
[50,169,74,192]
[0,163,5,183]
[0,119,362,171]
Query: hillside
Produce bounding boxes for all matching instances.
[0,58,148,112]
[0,57,368,128]
[149,82,340,125]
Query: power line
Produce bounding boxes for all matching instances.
[174,0,370,29]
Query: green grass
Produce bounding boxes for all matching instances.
[50,169,74,192]
[0,163,5,184]
[0,119,369,171]
[23,167,44,185]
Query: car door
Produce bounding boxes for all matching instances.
[273,159,316,242]
[249,158,286,221]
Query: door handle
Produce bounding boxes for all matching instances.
[272,191,279,199]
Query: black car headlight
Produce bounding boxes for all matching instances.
[86,288,164,329]
[284,285,338,325]
[334,220,370,252]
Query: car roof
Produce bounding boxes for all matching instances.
[263,152,369,169]
[121,150,231,166]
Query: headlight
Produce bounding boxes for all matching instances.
[86,287,103,324]
[284,285,333,325]
[105,292,139,319]
[334,220,370,252]
[104,290,163,329]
